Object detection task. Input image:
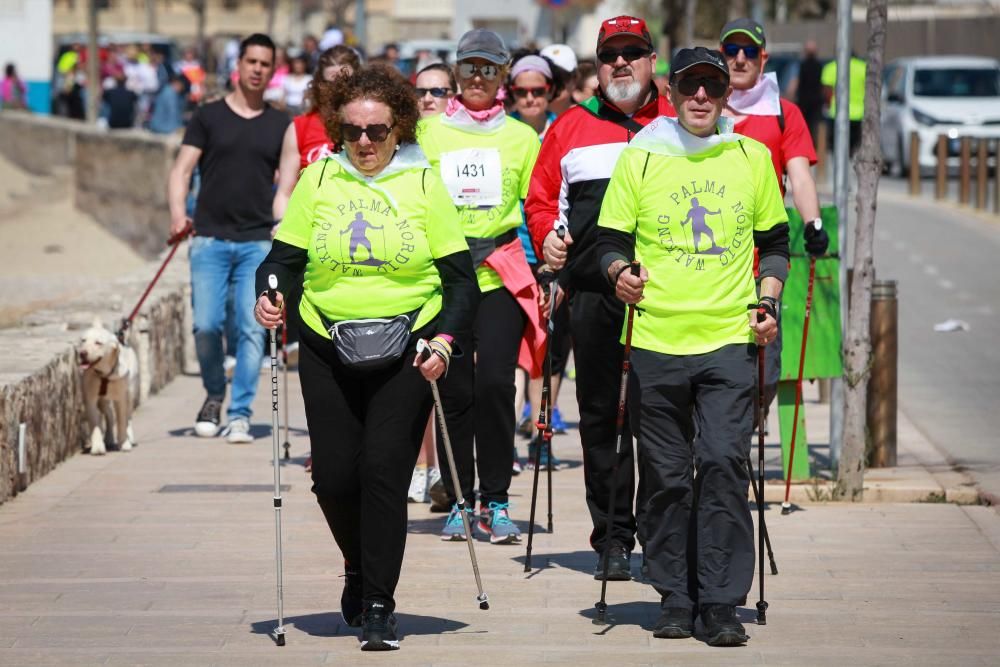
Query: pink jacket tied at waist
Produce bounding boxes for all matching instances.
[483,238,547,379]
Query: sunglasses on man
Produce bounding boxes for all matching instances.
[674,76,728,99]
[721,43,761,60]
[341,123,394,143]
[511,85,550,99]
[596,45,652,65]
[457,62,500,81]
[415,87,452,98]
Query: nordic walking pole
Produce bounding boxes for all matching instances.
[266,275,287,646]
[594,260,640,625]
[280,310,291,461]
[746,456,778,575]
[524,269,557,572]
[418,340,490,610]
[782,256,817,515]
[544,224,565,534]
[755,306,769,626]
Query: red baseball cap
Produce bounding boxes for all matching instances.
[596,16,654,51]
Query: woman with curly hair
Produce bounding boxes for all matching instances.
[255,64,478,651]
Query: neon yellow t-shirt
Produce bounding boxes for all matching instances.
[597,136,788,356]
[417,113,539,292]
[821,57,867,121]
[275,151,469,339]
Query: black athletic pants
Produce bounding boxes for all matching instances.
[630,343,756,610]
[438,287,525,507]
[570,290,638,553]
[299,322,434,613]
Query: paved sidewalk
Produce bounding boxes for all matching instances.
[1,369,998,665]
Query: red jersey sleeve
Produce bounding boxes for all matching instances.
[780,99,817,166]
[525,119,567,259]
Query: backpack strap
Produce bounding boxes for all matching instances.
[580,98,646,136]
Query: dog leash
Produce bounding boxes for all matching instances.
[116,223,193,344]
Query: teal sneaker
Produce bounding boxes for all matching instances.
[479,501,522,545]
[441,504,471,541]
[527,440,566,470]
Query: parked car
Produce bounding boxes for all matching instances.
[396,39,457,79]
[881,56,1000,176]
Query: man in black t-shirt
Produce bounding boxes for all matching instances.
[796,40,824,151]
[167,33,291,443]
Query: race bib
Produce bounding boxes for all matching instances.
[440,148,503,207]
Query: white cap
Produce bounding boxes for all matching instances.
[540,44,577,73]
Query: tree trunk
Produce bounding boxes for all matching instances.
[835,0,889,501]
[86,0,100,125]
[266,0,279,34]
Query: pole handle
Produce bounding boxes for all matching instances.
[267,274,278,307]
[167,221,193,246]
[630,260,640,277]
[556,223,567,241]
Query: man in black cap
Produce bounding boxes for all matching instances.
[595,46,790,646]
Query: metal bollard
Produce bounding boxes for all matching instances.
[866,280,898,468]
[908,131,920,196]
[959,137,971,205]
[935,135,947,200]
[977,138,988,210]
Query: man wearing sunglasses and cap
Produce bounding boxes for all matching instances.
[720,18,829,424]
[595,47,790,646]
[526,15,673,583]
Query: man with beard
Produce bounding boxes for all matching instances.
[167,33,291,443]
[525,15,673,581]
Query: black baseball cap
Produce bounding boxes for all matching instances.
[720,18,767,47]
[669,47,729,82]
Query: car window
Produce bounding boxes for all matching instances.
[913,68,1000,97]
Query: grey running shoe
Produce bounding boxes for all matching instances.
[479,502,522,545]
[441,504,471,541]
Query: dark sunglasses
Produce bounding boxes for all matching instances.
[415,87,452,98]
[457,62,500,81]
[596,46,652,65]
[675,76,728,98]
[341,123,393,143]
[511,85,550,99]
[722,43,761,60]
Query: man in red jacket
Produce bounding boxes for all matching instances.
[526,15,674,581]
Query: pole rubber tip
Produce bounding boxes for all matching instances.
[274,629,286,646]
[781,502,793,515]
[477,594,490,610]
[593,601,608,625]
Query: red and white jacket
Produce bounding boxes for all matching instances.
[525,87,675,293]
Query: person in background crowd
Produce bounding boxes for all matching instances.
[255,64,477,651]
[414,62,455,118]
[283,54,312,115]
[319,23,345,51]
[302,34,321,72]
[595,46,789,647]
[1,63,27,110]
[265,47,290,107]
[103,69,138,129]
[382,43,401,70]
[719,17,829,422]
[167,33,291,443]
[149,73,188,134]
[418,28,544,545]
[821,51,866,154]
[526,14,673,582]
[176,48,206,104]
[506,52,571,469]
[540,43,578,115]
[794,40,824,147]
[572,59,599,103]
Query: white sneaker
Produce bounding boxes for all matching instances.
[222,418,253,444]
[408,466,429,503]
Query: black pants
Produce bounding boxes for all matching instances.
[570,290,638,553]
[630,343,756,610]
[438,287,525,507]
[299,322,433,613]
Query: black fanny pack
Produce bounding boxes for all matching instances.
[321,310,418,371]
[466,228,518,268]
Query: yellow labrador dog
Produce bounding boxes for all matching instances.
[78,320,139,455]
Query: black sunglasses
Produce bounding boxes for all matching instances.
[596,46,652,65]
[675,76,728,98]
[415,87,452,98]
[722,43,761,60]
[511,85,550,99]
[458,62,500,81]
[341,123,394,143]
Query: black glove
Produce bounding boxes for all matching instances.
[804,220,829,257]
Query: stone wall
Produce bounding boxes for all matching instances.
[0,112,179,260]
[0,248,192,505]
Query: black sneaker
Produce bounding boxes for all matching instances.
[593,543,631,581]
[360,602,399,651]
[341,567,363,627]
[653,607,694,639]
[699,604,748,646]
[194,396,223,437]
